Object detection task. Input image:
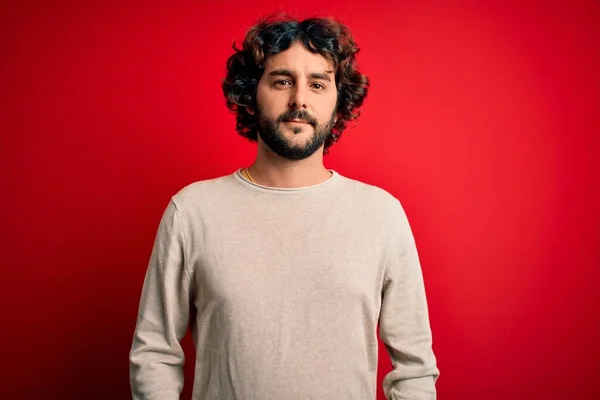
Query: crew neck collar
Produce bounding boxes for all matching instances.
[233,168,341,194]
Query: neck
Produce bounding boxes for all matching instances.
[246,139,332,188]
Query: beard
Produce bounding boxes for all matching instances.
[256,108,336,161]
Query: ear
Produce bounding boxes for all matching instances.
[246,106,255,116]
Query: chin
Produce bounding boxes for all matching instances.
[283,124,312,135]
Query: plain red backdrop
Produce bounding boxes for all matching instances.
[1,1,599,399]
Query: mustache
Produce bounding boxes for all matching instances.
[277,110,317,126]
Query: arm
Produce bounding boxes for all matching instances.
[129,199,193,399]
[379,201,439,399]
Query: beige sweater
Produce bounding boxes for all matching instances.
[129,169,439,399]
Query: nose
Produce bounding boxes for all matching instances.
[289,85,308,110]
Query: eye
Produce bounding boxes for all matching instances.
[311,83,325,90]
[274,80,292,87]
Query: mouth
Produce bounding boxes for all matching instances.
[283,119,310,124]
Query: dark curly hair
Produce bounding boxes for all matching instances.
[222,13,370,153]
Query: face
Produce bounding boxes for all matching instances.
[253,41,338,161]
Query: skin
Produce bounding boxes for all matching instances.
[246,41,339,188]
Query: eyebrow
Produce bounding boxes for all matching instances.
[268,69,333,82]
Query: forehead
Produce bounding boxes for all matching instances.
[263,41,334,75]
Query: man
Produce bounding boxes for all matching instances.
[129,14,439,400]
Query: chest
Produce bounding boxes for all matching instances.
[187,202,392,323]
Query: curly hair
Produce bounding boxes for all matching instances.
[222,13,370,153]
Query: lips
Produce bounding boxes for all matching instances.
[284,119,309,124]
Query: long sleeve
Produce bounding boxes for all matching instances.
[129,199,193,399]
[379,200,439,400]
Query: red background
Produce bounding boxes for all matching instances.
[2,1,599,399]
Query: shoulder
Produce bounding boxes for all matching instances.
[168,171,239,213]
[336,174,415,238]
[340,174,404,214]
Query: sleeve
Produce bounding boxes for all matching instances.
[379,200,439,400]
[129,199,194,399]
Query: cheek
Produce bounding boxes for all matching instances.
[256,85,284,117]
[255,82,267,110]
[317,94,338,121]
